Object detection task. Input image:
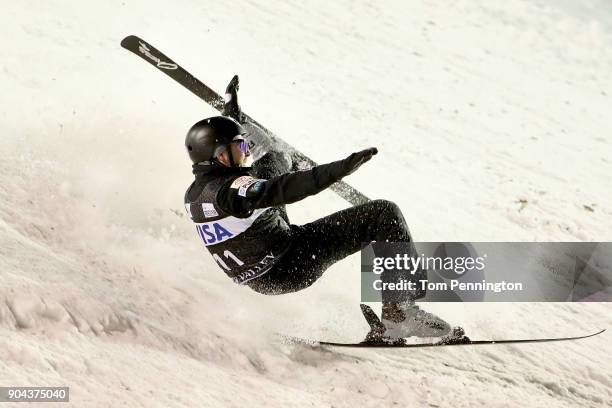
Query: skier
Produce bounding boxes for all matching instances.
[184,76,451,339]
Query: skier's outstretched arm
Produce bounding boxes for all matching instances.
[219,147,377,213]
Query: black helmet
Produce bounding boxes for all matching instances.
[185,116,246,163]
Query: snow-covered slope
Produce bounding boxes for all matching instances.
[1,0,611,406]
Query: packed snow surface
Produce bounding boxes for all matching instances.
[1,0,611,406]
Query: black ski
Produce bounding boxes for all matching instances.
[313,329,605,348]
[120,35,370,206]
[284,304,605,348]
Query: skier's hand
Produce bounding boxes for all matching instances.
[225,74,239,94]
[343,147,378,176]
[223,74,243,122]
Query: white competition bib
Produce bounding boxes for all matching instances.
[194,208,269,246]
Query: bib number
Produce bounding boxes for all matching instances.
[212,250,245,271]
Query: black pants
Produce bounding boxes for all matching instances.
[247,151,424,303]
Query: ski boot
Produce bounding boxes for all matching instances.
[381,301,452,338]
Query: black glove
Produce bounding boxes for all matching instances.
[222,74,243,122]
[343,147,378,176]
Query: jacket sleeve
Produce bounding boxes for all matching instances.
[249,158,352,208]
[217,157,353,215]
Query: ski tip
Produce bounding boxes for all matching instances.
[120,35,140,47]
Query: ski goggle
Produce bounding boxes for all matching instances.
[231,138,250,155]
